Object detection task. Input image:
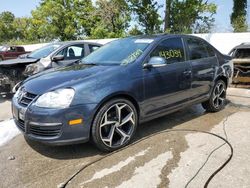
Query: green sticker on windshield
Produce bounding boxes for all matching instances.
[121,49,143,65]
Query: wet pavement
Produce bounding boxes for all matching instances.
[0,95,12,121]
[0,88,249,188]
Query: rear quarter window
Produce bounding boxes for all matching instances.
[89,45,101,53]
[16,47,25,52]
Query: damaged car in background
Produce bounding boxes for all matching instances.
[0,41,102,94]
[229,43,250,84]
[0,45,30,61]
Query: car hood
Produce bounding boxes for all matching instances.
[23,64,121,95]
[0,58,39,66]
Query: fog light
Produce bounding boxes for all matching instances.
[69,119,83,126]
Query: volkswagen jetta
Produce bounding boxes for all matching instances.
[12,34,233,151]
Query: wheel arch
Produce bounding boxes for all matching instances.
[215,75,228,88]
[95,92,140,118]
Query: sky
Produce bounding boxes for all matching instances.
[157,0,235,32]
[0,0,248,33]
[0,0,40,17]
[208,0,234,32]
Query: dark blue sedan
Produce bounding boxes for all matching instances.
[12,34,233,151]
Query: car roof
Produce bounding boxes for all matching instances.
[232,43,250,50]
[50,40,104,46]
[128,33,193,40]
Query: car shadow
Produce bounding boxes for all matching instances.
[135,104,206,140]
[25,137,102,159]
[26,104,207,160]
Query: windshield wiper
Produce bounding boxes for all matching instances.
[81,61,98,65]
[26,55,34,59]
[85,63,97,65]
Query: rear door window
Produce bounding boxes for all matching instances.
[186,38,210,60]
[203,42,215,57]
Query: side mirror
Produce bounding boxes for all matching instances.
[144,56,167,69]
[52,55,64,62]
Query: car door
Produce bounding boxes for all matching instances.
[185,37,218,100]
[142,37,192,117]
[55,44,85,66]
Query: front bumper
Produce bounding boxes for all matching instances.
[12,96,97,145]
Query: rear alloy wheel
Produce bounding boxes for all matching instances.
[91,99,138,152]
[202,80,226,112]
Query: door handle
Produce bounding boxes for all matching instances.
[182,70,192,79]
[183,70,192,75]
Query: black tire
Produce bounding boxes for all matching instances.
[91,98,138,152]
[202,80,227,112]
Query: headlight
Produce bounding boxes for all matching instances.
[34,88,75,109]
[25,64,43,76]
[26,64,38,73]
[14,87,22,98]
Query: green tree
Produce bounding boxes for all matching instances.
[12,17,33,41]
[90,25,110,39]
[31,0,95,41]
[128,0,162,34]
[0,11,15,42]
[231,0,248,32]
[164,0,217,34]
[90,0,131,38]
[128,25,143,36]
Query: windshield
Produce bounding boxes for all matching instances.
[82,38,153,65]
[28,44,61,59]
[235,49,250,59]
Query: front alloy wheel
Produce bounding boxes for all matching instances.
[92,99,138,151]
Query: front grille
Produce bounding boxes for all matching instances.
[19,91,37,107]
[29,124,62,137]
[16,119,25,132]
